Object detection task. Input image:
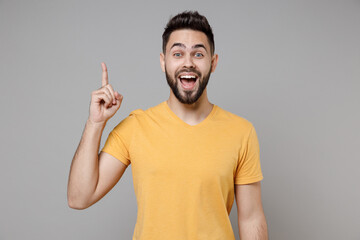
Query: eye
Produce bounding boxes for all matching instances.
[195,52,204,57]
[173,52,182,57]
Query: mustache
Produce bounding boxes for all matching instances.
[175,68,201,78]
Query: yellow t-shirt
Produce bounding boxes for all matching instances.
[101,101,263,240]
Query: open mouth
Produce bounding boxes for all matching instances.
[178,74,198,90]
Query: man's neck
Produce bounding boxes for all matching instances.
[166,90,214,126]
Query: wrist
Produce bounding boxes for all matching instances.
[86,118,107,129]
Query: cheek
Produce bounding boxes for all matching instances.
[194,58,211,68]
[197,62,212,74]
[165,61,178,74]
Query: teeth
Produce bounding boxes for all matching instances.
[180,75,196,79]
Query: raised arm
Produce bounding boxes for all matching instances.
[235,181,268,240]
[67,62,126,210]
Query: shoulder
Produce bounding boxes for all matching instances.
[116,101,164,125]
[214,105,255,131]
[128,101,167,122]
[111,107,146,133]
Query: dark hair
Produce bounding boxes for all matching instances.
[162,11,215,55]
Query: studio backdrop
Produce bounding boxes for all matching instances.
[0,0,359,239]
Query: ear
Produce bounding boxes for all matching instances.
[160,52,165,72]
[210,54,219,73]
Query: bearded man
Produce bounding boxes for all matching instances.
[67,10,268,240]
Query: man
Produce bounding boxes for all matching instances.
[67,11,268,240]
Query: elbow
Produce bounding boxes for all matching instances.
[239,213,267,225]
[238,215,268,240]
[68,200,87,210]
[67,194,90,210]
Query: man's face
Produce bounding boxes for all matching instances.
[160,29,218,104]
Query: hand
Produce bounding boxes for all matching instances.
[88,62,123,124]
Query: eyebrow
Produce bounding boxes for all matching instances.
[170,43,208,53]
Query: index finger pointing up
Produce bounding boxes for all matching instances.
[101,62,108,87]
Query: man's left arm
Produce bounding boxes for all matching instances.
[235,181,268,240]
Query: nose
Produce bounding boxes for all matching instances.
[183,53,195,68]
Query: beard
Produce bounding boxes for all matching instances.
[165,66,212,105]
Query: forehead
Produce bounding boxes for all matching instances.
[166,29,210,52]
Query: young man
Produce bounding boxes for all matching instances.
[68,11,268,240]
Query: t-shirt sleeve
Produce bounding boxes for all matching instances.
[234,125,264,184]
[100,113,137,166]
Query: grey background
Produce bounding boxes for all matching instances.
[0,0,359,239]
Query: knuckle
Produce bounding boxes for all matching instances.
[108,86,115,95]
[106,85,113,93]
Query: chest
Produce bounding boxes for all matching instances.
[130,126,240,186]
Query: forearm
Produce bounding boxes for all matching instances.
[67,119,106,209]
[238,215,268,240]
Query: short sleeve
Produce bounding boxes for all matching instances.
[101,113,137,166]
[234,125,264,184]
